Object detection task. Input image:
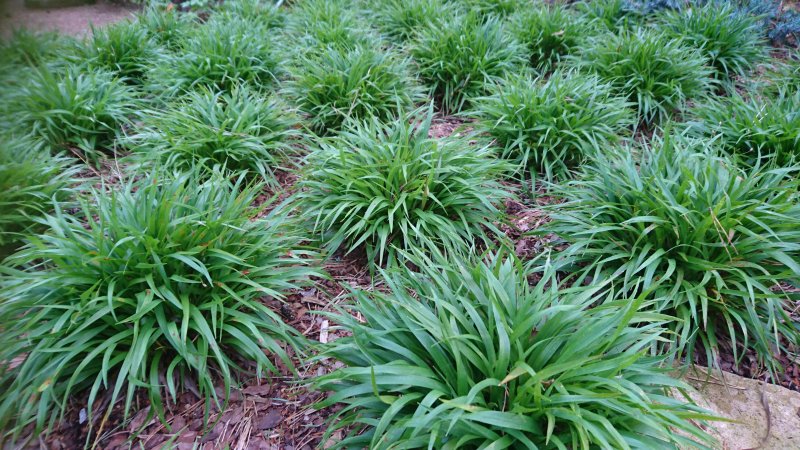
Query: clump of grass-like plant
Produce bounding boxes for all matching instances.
[0,170,318,439]
[220,0,285,29]
[760,57,800,97]
[659,3,765,81]
[689,90,800,165]
[287,0,373,50]
[129,86,298,183]
[576,0,640,31]
[298,110,510,266]
[509,3,593,70]
[286,44,421,134]
[546,134,800,370]
[80,21,162,84]
[0,138,77,258]
[572,28,712,124]
[459,0,524,16]
[472,71,634,179]
[151,16,282,96]
[411,12,527,113]
[0,28,70,69]
[136,5,197,50]
[16,67,135,162]
[371,0,452,43]
[314,250,717,449]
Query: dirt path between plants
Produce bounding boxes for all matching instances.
[0,0,136,38]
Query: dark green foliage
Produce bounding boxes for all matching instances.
[298,111,510,266]
[129,86,298,183]
[81,21,162,84]
[459,0,526,16]
[314,251,716,449]
[472,71,634,179]
[0,171,318,439]
[411,12,527,113]
[16,68,135,162]
[151,16,282,96]
[286,45,421,134]
[136,5,197,50]
[547,134,800,369]
[758,56,800,98]
[0,138,77,257]
[572,28,713,124]
[0,28,70,69]
[660,3,766,80]
[287,0,373,50]
[219,0,286,29]
[372,0,452,43]
[690,90,800,165]
[576,0,640,30]
[509,3,593,70]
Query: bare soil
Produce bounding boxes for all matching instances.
[0,0,136,38]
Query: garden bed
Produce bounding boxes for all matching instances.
[2,0,800,448]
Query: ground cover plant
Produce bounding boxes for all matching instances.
[287,0,373,50]
[286,44,421,135]
[659,2,766,81]
[571,27,713,125]
[0,138,77,259]
[371,0,453,44]
[314,251,716,449]
[411,11,527,113]
[150,15,282,97]
[79,20,162,85]
[690,89,800,165]
[546,134,800,369]
[0,170,317,439]
[3,0,800,446]
[298,111,510,266]
[472,71,634,179]
[510,3,593,70]
[136,5,197,50]
[129,86,298,183]
[14,67,135,163]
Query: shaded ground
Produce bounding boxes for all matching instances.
[0,0,135,38]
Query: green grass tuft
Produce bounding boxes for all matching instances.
[0,170,318,439]
[546,133,800,370]
[0,137,78,258]
[572,27,713,125]
[80,21,163,85]
[129,86,299,183]
[285,44,421,135]
[287,0,374,50]
[411,12,527,113]
[659,3,766,81]
[298,110,510,266]
[16,67,135,163]
[689,90,800,166]
[151,16,282,96]
[472,71,634,180]
[509,3,593,70]
[371,0,453,43]
[314,250,716,449]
